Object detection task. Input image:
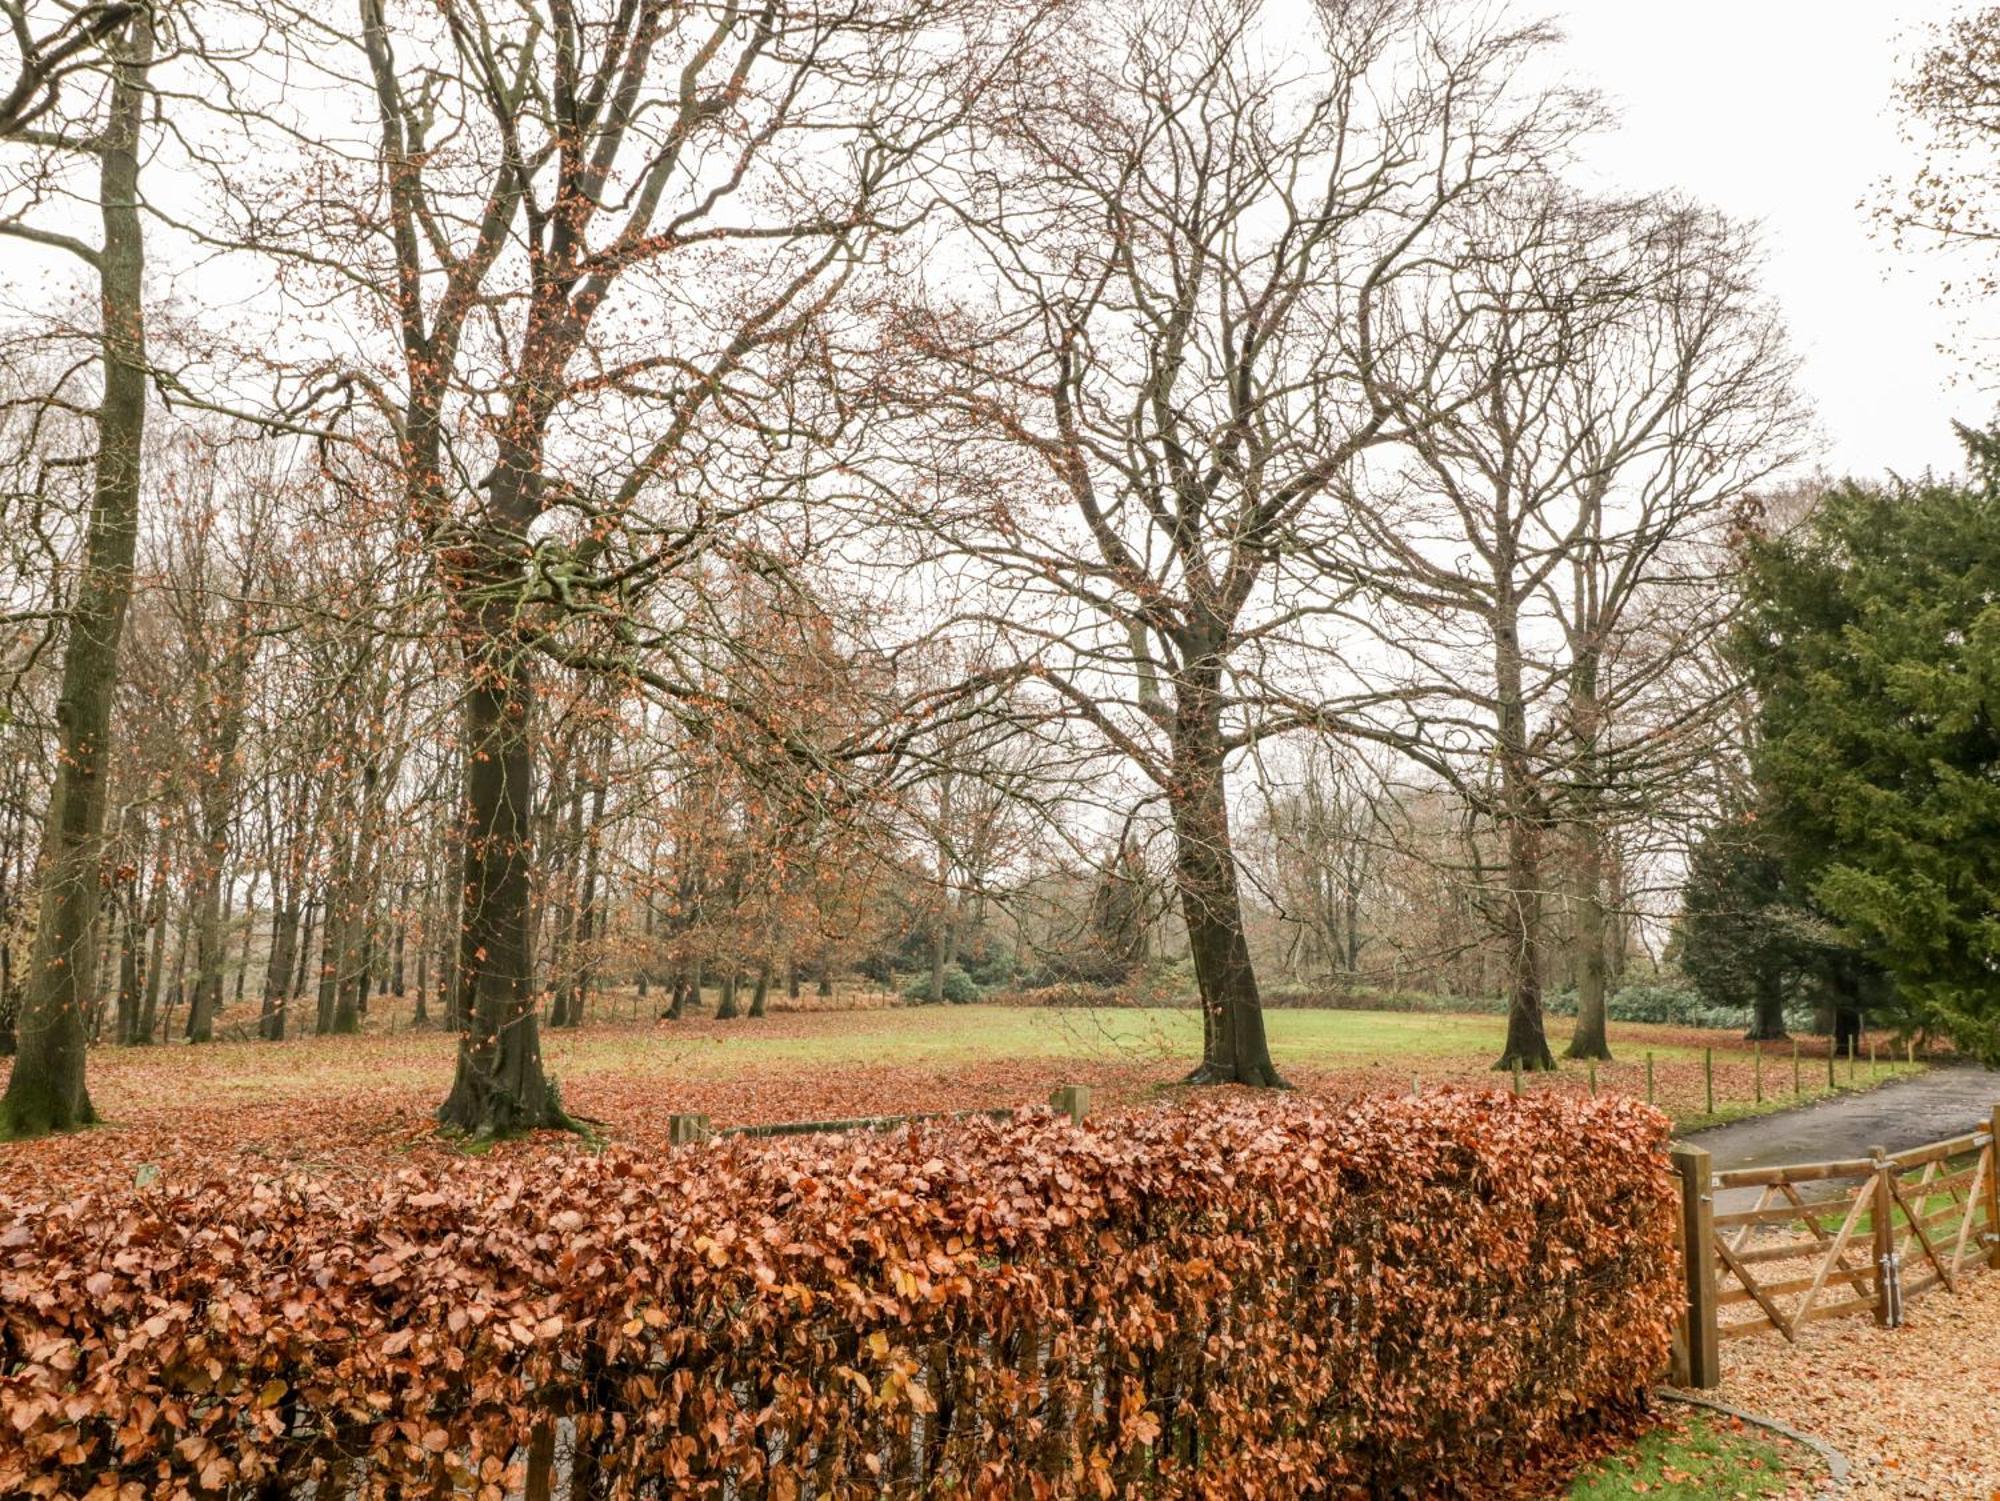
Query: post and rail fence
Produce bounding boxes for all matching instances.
[1669,1104,2000,1388]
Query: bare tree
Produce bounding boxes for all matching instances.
[0,3,153,1134]
[883,0,1586,1083]
[1326,190,1800,1067]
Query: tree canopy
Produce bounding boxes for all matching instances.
[1732,431,2000,1061]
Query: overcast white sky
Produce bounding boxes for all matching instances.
[1555,0,1989,480]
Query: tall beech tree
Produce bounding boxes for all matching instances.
[226,0,1047,1134]
[1328,192,1798,1069]
[0,5,153,1134]
[890,0,1585,1083]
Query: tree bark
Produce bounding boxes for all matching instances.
[260,902,298,1042]
[115,887,143,1046]
[1746,973,1789,1042]
[1172,666,1284,1088]
[1491,593,1556,1072]
[0,15,150,1135]
[436,447,572,1136]
[1564,820,1613,1062]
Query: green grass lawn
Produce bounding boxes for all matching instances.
[1562,1410,1813,1498]
[553,1003,1735,1075]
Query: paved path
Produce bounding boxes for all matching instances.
[1685,1063,1999,1175]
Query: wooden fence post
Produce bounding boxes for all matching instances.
[1827,1046,1836,1091]
[1754,1042,1762,1104]
[1669,1143,1720,1389]
[1704,1049,1715,1117]
[1987,1106,2000,1272]
[1870,1146,1900,1328]
[1792,1040,1800,1097]
[1049,1084,1090,1125]
[669,1112,710,1146]
[1646,1052,1655,1107]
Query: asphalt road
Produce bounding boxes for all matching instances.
[1684,1063,2000,1176]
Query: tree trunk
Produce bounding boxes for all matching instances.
[115,889,143,1046]
[138,877,168,1046]
[1171,669,1284,1088]
[749,961,770,1018]
[260,902,299,1041]
[0,17,151,1135]
[1564,822,1613,1062]
[292,894,316,1006]
[715,968,741,1020]
[564,774,606,1028]
[1491,595,1556,1072]
[232,880,253,1009]
[1747,973,1789,1042]
[437,470,572,1136]
[786,957,800,1001]
[187,863,225,1044]
[392,881,408,995]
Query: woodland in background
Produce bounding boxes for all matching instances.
[1,0,1997,1139]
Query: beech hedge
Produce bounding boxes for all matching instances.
[0,1091,1680,1499]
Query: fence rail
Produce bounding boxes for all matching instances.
[1670,1105,2000,1387]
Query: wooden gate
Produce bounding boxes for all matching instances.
[1670,1105,2000,1388]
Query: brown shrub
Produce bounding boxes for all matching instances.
[0,1091,1678,1498]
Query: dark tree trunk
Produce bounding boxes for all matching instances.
[232,884,252,1009]
[1490,597,1556,1072]
[749,962,770,1018]
[392,882,408,994]
[665,969,688,1020]
[715,969,741,1020]
[1171,668,1283,1088]
[187,865,225,1044]
[115,890,143,1046]
[0,17,150,1135]
[260,902,299,1042]
[137,876,168,1046]
[1564,824,1613,1062]
[437,459,573,1136]
[563,774,605,1028]
[786,958,800,1001]
[1746,973,1789,1042]
[292,895,316,1005]
[636,903,653,1001]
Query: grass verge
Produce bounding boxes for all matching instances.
[1561,1409,1821,1498]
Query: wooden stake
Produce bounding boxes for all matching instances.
[1870,1147,1898,1328]
[1049,1084,1091,1125]
[1669,1142,1720,1390]
[1754,1042,1762,1104]
[1827,1045,1836,1091]
[668,1112,710,1146]
[1870,1041,1877,1077]
[1793,1040,1801,1096]
[1587,1061,1597,1097]
[1705,1048,1715,1117]
[1511,1058,1522,1097]
[1646,1052,1655,1107]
